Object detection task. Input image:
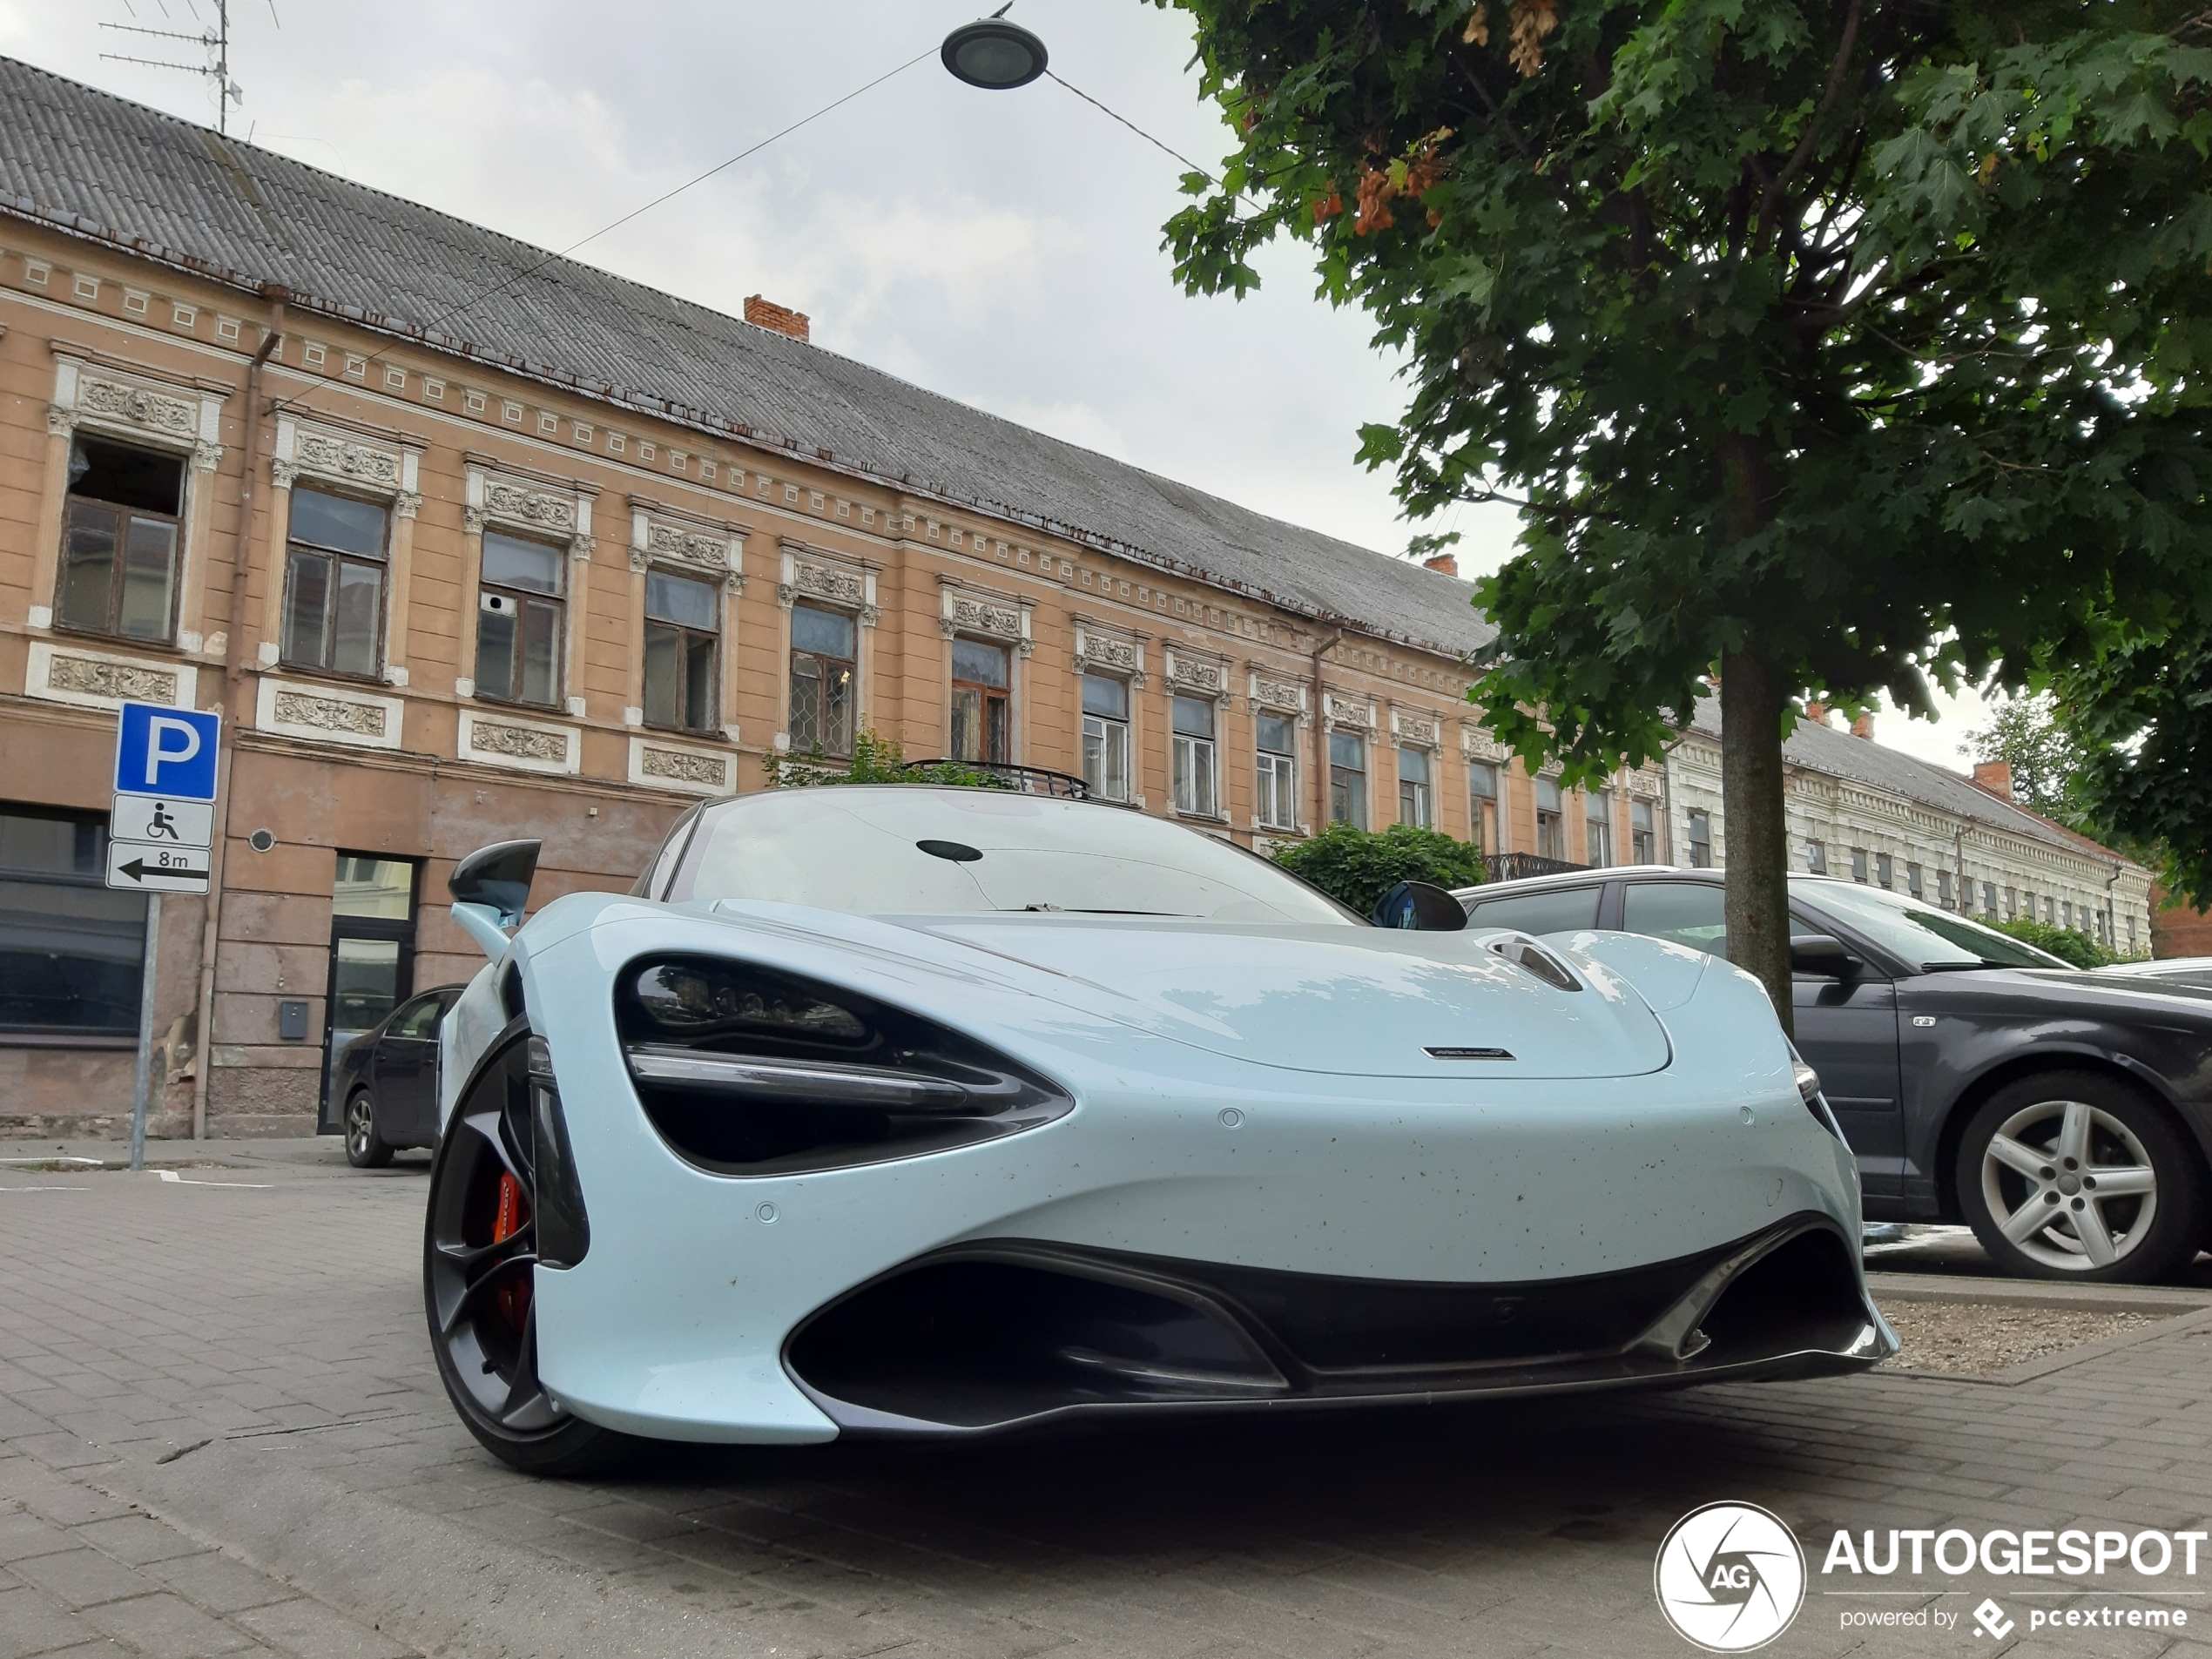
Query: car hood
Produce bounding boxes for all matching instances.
[901,916,1672,1080]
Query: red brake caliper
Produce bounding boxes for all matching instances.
[492,1170,533,1331]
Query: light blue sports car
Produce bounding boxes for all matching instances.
[428,785,1893,1474]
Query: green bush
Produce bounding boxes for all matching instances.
[1986,915,2123,970]
[1270,822,1486,917]
[762,729,1009,791]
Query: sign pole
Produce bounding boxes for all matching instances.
[129,892,163,1172]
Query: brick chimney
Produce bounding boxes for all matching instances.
[1804,700,1829,726]
[1423,552,1460,577]
[744,295,810,342]
[1972,760,2014,803]
[1850,711,1875,739]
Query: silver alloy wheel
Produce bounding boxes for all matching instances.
[1979,1098,2159,1271]
[346,1093,377,1161]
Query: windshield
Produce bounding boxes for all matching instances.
[666,787,1357,924]
[1793,880,2074,971]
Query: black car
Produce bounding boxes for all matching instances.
[1454,867,2212,1284]
[333,984,464,1168]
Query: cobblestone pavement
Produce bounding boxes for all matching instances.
[3,1143,2211,1659]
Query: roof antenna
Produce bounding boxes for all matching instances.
[100,0,245,135]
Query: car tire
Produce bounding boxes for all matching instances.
[423,1035,631,1477]
[344,1089,394,1169]
[1956,1070,2206,1285]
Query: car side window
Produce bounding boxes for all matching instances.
[391,995,443,1041]
[1462,886,1602,936]
[1621,882,1727,955]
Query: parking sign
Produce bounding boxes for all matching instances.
[110,702,220,896]
[114,702,220,801]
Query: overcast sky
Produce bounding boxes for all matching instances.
[0,0,1993,769]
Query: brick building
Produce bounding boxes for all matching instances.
[0,59,1665,1137]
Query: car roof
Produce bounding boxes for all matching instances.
[1454,866,1871,901]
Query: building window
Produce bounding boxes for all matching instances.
[2129,914,2138,948]
[1081,673,1130,802]
[475,529,564,706]
[2062,900,2074,930]
[1686,806,1711,869]
[280,486,388,678]
[0,807,146,1038]
[2044,894,2056,924]
[949,637,1010,764]
[1171,696,1219,817]
[1906,862,1924,900]
[643,569,719,733]
[1469,761,1500,853]
[1328,731,1367,829]
[1982,880,1996,914]
[789,604,857,759]
[1876,853,1894,889]
[1806,839,1827,875]
[1632,798,1657,863]
[1851,847,1869,883]
[1398,747,1433,829]
[2005,887,2017,919]
[57,435,184,643]
[1256,711,1298,831]
[1583,788,1611,867]
[1936,868,1952,907]
[1539,779,1568,862]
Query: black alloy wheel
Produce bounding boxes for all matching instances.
[344,1089,393,1169]
[1956,1069,2207,1285]
[423,1032,624,1475]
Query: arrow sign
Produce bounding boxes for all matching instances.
[106,840,211,894]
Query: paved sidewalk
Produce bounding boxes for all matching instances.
[3,1148,2210,1658]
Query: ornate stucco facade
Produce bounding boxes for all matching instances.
[1665,705,2153,954]
[0,59,1668,1137]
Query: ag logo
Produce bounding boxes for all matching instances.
[1654,1501,1806,1652]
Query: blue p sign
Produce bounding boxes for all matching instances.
[115,702,220,802]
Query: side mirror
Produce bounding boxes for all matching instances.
[449,840,540,956]
[1372,880,1470,932]
[1791,933,1858,977]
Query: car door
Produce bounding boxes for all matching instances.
[1614,879,1905,1202]
[374,993,446,1144]
[1785,924,1905,1201]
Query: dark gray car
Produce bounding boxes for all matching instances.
[334,984,463,1168]
[1455,868,2212,1284]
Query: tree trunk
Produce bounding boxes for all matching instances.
[1721,651,1794,1035]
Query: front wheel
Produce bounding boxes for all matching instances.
[1956,1071,2205,1285]
[423,1032,627,1476]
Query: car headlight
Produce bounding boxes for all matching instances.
[616,955,1073,1177]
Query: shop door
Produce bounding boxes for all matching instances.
[320,854,419,1131]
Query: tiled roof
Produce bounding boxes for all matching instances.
[1688,696,2141,868]
[0,56,1495,661]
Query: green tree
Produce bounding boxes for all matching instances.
[1157,0,2212,1030]
[1959,695,2094,824]
[1271,821,1487,914]
[2055,621,2212,907]
[1989,914,2125,969]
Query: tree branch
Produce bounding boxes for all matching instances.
[1756,0,1864,253]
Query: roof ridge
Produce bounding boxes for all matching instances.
[0,51,1496,662]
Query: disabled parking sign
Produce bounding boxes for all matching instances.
[108,701,220,894]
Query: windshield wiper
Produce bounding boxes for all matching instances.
[1917,961,2013,972]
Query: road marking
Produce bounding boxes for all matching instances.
[152,1170,274,1187]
